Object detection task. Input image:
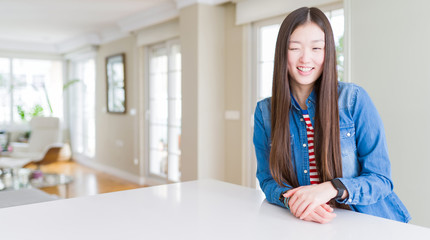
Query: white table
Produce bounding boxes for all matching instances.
[0,188,58,208]
[0,179,429,239]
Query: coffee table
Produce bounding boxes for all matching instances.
[0,167,73,191]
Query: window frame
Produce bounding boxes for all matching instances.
[145,38,182,184]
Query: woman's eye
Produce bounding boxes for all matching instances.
[289,48,299,51]
[313,47,323,50]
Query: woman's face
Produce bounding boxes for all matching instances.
[287,22,325,89]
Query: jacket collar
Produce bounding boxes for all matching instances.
[290,88,316,111]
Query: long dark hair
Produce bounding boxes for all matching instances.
[270,7,343,198]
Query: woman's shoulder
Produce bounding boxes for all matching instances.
[256,97,272,110]
[338,81,366,108]
[255,97,272,119]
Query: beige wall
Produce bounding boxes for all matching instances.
[179,5,199,181]
[224,3,243,185]
[196,4,226,180]
[95,36,140,176]
[180,3,228,181]
[349,0,430,227]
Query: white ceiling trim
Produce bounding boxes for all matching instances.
[56,33,101,54]
[99,27,131,46]
[63,46,99,61]
[175,0,230,9]
[57,1,179,54]
[0,39,58,54]
[117,1,179,33]
[136,19,180,47]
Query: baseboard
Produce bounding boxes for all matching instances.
[73,156,146,185]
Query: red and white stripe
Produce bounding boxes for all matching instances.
[303,113,320,185]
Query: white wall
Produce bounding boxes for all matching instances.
[349,0,430,227]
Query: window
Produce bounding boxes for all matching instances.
[255,8,345,101]
[0,58,63,125]
[68,59,96,158]
[256,21,281,101]
[325,8,345,82]
[147,40,181,182]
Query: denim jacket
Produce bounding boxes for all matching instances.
[253,81,411,222]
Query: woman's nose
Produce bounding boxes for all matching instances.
[299,48,311,63]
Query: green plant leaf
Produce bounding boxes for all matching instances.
[63,79,80,91]
[30,104,44,117]
[17,105,26,121]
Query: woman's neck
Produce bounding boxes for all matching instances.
[291,84,314,110]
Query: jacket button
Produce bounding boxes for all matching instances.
[304,170,308,174]
[303,144,306,147]
[347,133,351,137]
[300,118,304,121]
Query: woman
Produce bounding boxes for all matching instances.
[253,7,410,224]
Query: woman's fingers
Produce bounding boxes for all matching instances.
[302,212,325,223]
[314,205,336,220]
[321,203,334,212]
[299,203,318,220]
[302,206,336,224]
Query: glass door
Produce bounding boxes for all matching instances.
[148,40,181,182]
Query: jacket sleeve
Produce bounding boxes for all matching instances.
[253,101,291,208]
[337,86,393,205]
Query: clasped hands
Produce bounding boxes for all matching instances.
[283,181,338,224]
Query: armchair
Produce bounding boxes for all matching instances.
[9,117,63,167]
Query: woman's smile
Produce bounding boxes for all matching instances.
[297,66,315,75]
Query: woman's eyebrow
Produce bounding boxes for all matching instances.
[289,39,325,43]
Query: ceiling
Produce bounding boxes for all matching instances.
[0,0,176,53]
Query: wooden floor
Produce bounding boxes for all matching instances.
[26,161,146,199]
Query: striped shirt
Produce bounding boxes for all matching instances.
[302,110,320,185]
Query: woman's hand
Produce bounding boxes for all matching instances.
[284,182,338,220]
[300,204,336,224]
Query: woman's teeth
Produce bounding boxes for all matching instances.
[298,67,312,72]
